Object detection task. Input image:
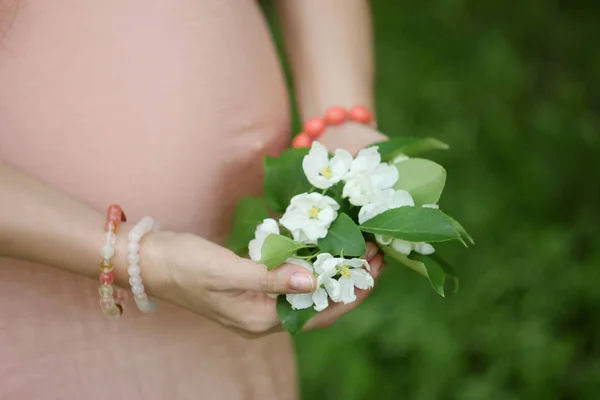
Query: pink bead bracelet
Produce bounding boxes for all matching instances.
[292,105,374,148]
[98,204,127,319]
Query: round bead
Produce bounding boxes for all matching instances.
[324,106,347,125]
[106,231,117,245]
[99,297,115,308]
[100,260,113,273]
[99,272,115,285]
[127,265,141,276]
[98,284,114,298]
[127,253,140,265]
[348,105,373,124]
[101,244,115,259]
[134,293,148,300]
[303,117,326,139]
[128,231,142,242]
[291,133,312,148]
[132,285,145,295]
[128,241,140,253]
[129,276,142,287]
[102,305,122,319]
[107,205,123,223]
[104,221,115,232]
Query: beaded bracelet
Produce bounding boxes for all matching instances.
[98,204,127,318]
[127,216,159,313]
[292,105,374,148]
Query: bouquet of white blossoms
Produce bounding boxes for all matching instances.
[226,137,473,334]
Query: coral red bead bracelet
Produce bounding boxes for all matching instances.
[292,105,374,148]
[98,204,127,318]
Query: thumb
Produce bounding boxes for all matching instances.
[230,260,316,294]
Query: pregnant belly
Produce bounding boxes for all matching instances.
[0,2,296,399]
[0,0,290,241]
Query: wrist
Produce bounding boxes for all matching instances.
[128,229,176,301]
[292,104,376,148]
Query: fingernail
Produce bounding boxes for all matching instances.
[290,273,314,292]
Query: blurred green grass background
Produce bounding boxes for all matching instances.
[263,1,600,399]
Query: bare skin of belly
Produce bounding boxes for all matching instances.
[0,1,296,399]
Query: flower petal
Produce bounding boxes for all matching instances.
[371,163,399,190]
[347,258,370,270]
[314,253,334,274]
[413,242,435,255]
[375,234,393,246]
[350,147,381,175]
[248,238,263,261]
[257,218,280,235]
[389,190,415,208]
[286,257,314,272]
[286,293,314,310]
[330,149,353,179]
[338,277,357,304]
[312,287,329,312]
[391,239,413,255]
[324,278,342,302]
[350,269,374,290]
[343,176,374,206]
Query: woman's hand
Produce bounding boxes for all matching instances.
[317,121,388,155]
[141,230,384,337]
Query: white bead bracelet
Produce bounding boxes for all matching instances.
[127,216,159,313]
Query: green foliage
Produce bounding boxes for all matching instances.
[224,197,269,254]
[318,213,366,257]
[394,158,447,205]
[258,234,308,270]
[264,148,312,212]
[374,137,449,161]
[277,295,318,335]
[262,0,600,398]
[359,207,462,243]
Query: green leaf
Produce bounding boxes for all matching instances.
[372,137,449,161]
[394,158,447,205]
[380,245,428,277]
[428,253,460,294]
[225,197,269,254]
[259,234,308,270]
[359,207,461,243]
[264,148,312,213]
[446,215,475,245]
[277,295,318,335]
[318,213,366,257]
[381,247,454,297]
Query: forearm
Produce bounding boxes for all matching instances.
[0,163,130,285]
[277,0,375,120]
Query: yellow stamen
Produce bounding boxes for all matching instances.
[321,167,332,179]
[308,207,320,219]
[339,266,352,279]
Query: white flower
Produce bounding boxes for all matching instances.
[285,258,331,312]
[358,189,415,224]
[279,193,340,243]
[314,253,374,305]
[342,147,399,206]
[302,141,353,189]
[358,190,435,256]
[248,218,279,262]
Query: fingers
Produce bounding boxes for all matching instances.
[225,259,316,294]
[364,241,379,260]
[304,253,385,331]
